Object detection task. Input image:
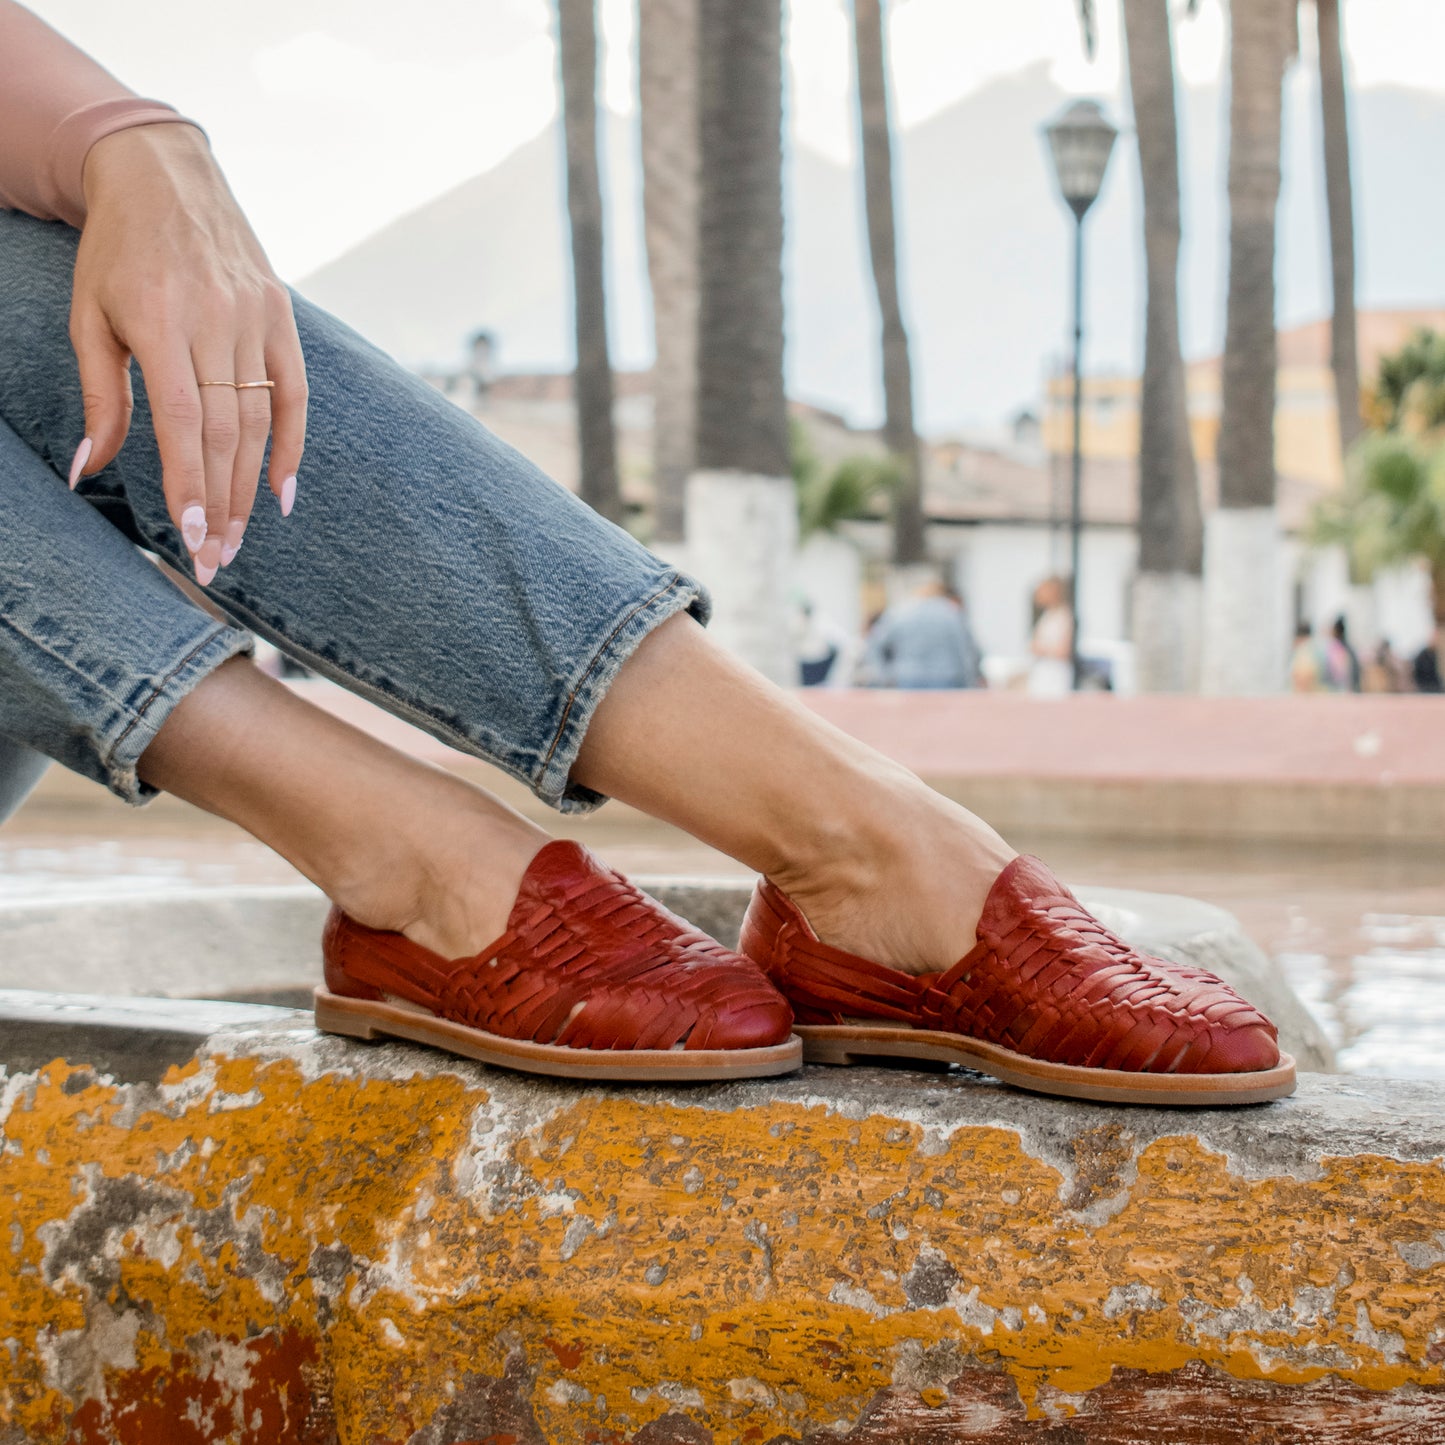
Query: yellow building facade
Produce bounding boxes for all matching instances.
[1043,309,1445,493]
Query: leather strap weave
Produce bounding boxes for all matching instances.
[325,841,791,1053]
[740,855,1278,1075]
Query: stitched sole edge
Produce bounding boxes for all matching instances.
[314,988,803,1082]
[796,1024,1297,1106]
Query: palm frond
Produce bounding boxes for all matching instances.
[794,449,901,541]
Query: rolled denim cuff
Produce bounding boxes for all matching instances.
[538,569,712,815]
[103,623,254,805]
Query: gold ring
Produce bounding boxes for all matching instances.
[197,380,275,389]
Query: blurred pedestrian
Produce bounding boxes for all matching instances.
[1028,576,1074,697]
[1324,616,1361,693]
[865,579,983,689]
[1361,640,1405,694]
[1414,627,1444,694]
[1289,622,1326,692]
[795,598,854,687]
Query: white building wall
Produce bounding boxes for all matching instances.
[794,532,863,639]
[1299,546,1436,659]
[1374,563,1436,658]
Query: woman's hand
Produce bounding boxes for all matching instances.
[71,122,306,583]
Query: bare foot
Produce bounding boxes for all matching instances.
[139,657,551,962]
[326,775,551,961]
[768,763,1017,976]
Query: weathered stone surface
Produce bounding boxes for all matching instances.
[0,994,1438,1443]
[0,878,1336,1070]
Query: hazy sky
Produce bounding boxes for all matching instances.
[27,0,1445,279]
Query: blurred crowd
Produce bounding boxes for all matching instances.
[796,581,1445,696]
[1289,617,1443,695]
[795,575,1088,694]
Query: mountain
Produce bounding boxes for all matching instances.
[296,64,1445,435]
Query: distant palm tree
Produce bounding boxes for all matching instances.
[694,0,788,479]
[1201,0,1295,694]
[557,0,622,523]
[1312,331,1445,624]
[791,421,900,542]
[1120,0,1204,692]
[638,0,698,544]
[852,0,925,566]
[1315,0,1361,455]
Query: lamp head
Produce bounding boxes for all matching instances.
[1043,98,1118,219]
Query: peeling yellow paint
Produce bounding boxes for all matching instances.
[2,1053,1443,1444]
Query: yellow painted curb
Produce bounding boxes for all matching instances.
[2,1006,1444,1442]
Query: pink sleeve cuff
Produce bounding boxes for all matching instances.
[43,99,205,228]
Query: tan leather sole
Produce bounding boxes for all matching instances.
[314,987,804,1082]
[797,1023,1297,1106]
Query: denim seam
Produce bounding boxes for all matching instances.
[540,574,683,777]
[109,629,235,758]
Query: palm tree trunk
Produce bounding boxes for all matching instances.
[1317,0,1361,456]
[1201,0,1293,694]
[695,0,788,477]
[852,0,925,567]
[1122,0,1204,692]
[557,0,622,524]
[639,0,699,544]
[690,0,795,684]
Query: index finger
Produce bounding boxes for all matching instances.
[133,337,210,558]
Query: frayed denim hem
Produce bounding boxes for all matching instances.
[103,625,255,806]
[536,569,712,815]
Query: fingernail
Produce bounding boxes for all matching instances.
[181,505,208,553]
[220,521,245,567]
[195,558,218,587]
[280,474,297,518]
[68,437,92,489]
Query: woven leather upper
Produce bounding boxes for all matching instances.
[324,840,792,1052]
[739,855,1280,1075]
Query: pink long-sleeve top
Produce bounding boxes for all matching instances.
[0,1,199,228]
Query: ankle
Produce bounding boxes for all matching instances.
[407,813,547,957]
[765,771,1017,973]
[321,798,548,960]
[766,757,931,909]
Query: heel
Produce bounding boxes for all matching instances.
[800,1035,863,1066]
[798,1027,952,1072]
[313,991,382,1042]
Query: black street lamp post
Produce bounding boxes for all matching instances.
[1043,99,1117,690]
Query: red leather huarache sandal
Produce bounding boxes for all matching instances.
[315,839,801,1082]
[739,854,1295,1106]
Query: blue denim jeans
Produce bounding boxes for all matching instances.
[0,210,707,821]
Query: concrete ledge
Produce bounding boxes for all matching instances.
[930,774,1445,846]
[33,686,1445,842]
[0,878,1337,1072]
[1,993,1440,1443]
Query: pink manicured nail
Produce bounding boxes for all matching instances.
[68,437,92,489]
[194,558,218,587]
[280,474,297,518]
[220,521,245,567]
[181,505,207,553]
